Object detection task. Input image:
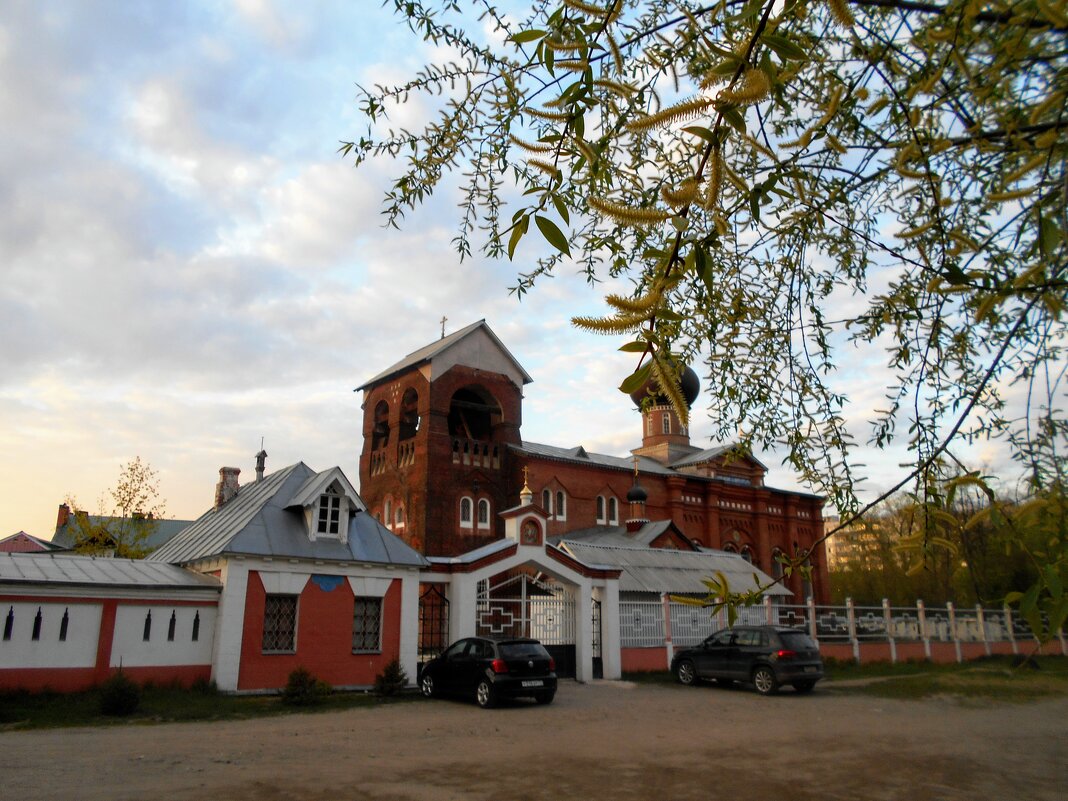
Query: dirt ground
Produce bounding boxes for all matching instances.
[2,680,1065,801]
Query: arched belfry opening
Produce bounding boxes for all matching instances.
[448,386,502,441]
[399,388,420,440]
[372,400,391,450]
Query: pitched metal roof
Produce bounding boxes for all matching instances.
[556,541,791,597]
[548,521,688,549]
[50,516,195,552]
[148,463,428,568]
[0,532,63,552]
[355,319,533,391]
[0,552,221,591]
[670,445,769,471]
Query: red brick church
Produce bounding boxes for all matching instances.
[357,320,829,604]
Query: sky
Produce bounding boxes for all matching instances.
[0,1,1024,541]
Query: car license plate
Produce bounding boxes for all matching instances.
[804,666,818,673]
[522,680,543,688]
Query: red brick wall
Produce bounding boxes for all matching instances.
[237,572,402,692]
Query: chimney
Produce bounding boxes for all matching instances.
[255,449,268,482]
[56,503,71,530]
[215,467,241,509]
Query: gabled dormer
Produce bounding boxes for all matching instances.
[284,467,365,544]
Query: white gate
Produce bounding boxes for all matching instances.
[476,572,576,645]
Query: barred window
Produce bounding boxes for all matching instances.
[352,597,382,653]
[262,594,298,653]
[460,497,473,527]
[477,499,490,529]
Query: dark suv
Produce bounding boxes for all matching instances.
[419,636,558,708]
[670,625,823,695]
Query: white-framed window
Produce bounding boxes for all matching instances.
[317,491,342,537]
[477,498,490,529]
[394,505,405,529]
[608,497,618,525]
[662,412,671,434]
[460,496,473,528]
[352,596,382,653]
[384,498,393,529]
[646,414,653,436]
[542,489,553,515]
[555,490,566,521]
[262,594,298,653]
[596,495,606,524]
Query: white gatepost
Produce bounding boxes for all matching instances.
[883,598,897,664]
[846,598,860,664]
[947,602,962,663]
[448,576,478,643]
[917,600,930,660]
[575,586,594,683]
[807,596,818,645]
[661,592,674,667]
[598,582,622,680]
[1004,604,1018,655]
[398,572,421,686]
[764,595,774,625]
[976,604,991,658]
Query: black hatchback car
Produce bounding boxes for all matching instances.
[670,625,823,695]
[419,636,558,708]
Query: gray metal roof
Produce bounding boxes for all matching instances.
[548,521,684,549]
[149,463,429,568]
[426,538,515,566]
[50,516,195,552]
[556,542,791,597]
[356,319,533,391]
[670,445,769,471]
[0,552,221,591]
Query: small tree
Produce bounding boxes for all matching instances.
[68,457,166,558]
[373,659,409,697]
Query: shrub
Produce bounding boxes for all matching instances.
[191,676,218,695]
[373,659,409,697]
[282,667,331,706]
[99,671,141,716]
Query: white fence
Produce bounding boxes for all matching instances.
[620,596,1067,661]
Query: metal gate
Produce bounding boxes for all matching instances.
[418,584,450,663]
[592,599,603,679]
[476,572,577,677]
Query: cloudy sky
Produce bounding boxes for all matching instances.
[0,1,1019,541]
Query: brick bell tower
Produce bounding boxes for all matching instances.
[629,365,702,465]
[356,320,532,557]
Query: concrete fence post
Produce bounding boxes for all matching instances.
[883,598,896,664]
[918,599,931,661]
[1004,604,1018,655]
[947,602,962,663]
[807,596,818,644]
[846,597,860,664]
[661,592,674,668]
[764,595,774,626]
[976,604,991,657]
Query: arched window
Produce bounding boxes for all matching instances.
[477,499,490,529]
[771,549,785,580]
[596,495,606,524]
[555,491,566,521]
[372,401,391,450]
[723,542,738,553]
[607,497,618,525]
[460,497,473,527]
[384,498,393,529]
[448,386,501,440]
[740,544,755,564]
[542,489,553,515]
[395,506,405,528]
[661,412,671,434]
[400,388,420,440]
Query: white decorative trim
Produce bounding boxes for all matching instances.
[347,576,392,597]
[258,572,310,595]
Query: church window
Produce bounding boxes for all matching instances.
[741,545,755,564]
[399,388,420,440]
[3,607,13,641]
[662,412,671,434]
[32,607,42,641]
[142,610,152,642]
[555,491,567,521]
[372,401,391,450]
[262,595,298,653]
[608,497,618,525]
[646,415,653,436]
[460,497,473,528]
[192,611,201,642]
[59,608,69,641]
[317,491,342,537]
[541,489,553,515]
[167,611,177,641]
[477,499,490,529]
[352,597,383,653]
[596,495,605,524]
[395,505,405,528]
[384,498,393,529]
[448,386,501,441]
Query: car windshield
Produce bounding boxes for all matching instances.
[499,642,548,659]
[779,631,817,650]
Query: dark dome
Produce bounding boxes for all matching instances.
[626,482,648,503]
[629,365,700,409]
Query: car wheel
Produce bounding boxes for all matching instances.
[675,659,698,686]
[793,680,816,694]
[420,673,436,698]
[475,679,496,708]
[752,666,779,696]
[534,690,555,705]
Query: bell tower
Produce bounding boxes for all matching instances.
[630,366,702,465]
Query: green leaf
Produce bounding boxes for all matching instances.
[1039,214,1062,256]
[619,361,654,395]
[670,214,690,232]
[682,126,717,144]
[535,215,570,256]
[762,34,809,62]
[510,29,546,44]
[618,341,649,353]
[720,106,746,134]
[552,194,570,226]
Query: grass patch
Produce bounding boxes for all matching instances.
[0,680,420,731]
